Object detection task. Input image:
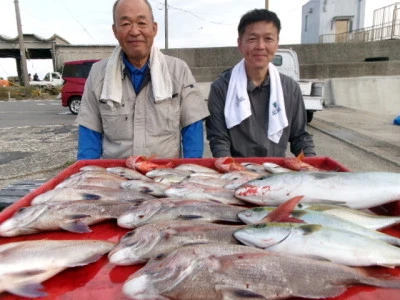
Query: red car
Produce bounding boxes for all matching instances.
[61,59,99,114]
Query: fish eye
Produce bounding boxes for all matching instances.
[124,231,135,238]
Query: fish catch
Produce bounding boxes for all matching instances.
[0,239,114,298]
[234,222,400,267]
[31,187,155,204]
[164,182,246,206]
[234,171,400,209]
[238,206,400,246]
[123,244,400,299]
[109,220,243,265]
[0,200,141,236]
[296,202,400,230]
[117,198,244,228]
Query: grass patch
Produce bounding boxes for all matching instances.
[0,86,61,100]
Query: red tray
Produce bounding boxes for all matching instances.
[1,157,399,300]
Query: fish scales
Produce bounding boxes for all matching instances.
[234,171,400,209]
[123,244,400,299]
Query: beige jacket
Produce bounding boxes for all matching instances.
[76,54,209,159]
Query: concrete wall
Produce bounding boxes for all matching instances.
[54,42,400,115]
[324,76,400,115]
[55,39,400,82]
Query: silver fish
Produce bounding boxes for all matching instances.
[106,166,153,181]
[146,168,191,178]
[120,179,169,197]
[31,187,155,204]
[234,171,400,209]
[117,198,244,229]
[241,162,270,175]
[0,239,114,298]
[0,200,141,236]
[153,174,189,184]
[234,222,400,267]
[175,163,219,174]
[296,202,400,230]
[185,176,229,188]
[262,162,292,173]
[123,244,400,300]
[165,182,246,206]
[238,206,400,246]
[79,165,107,172]
[55,175,126,190]
[109,220,243,265]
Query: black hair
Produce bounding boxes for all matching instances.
[238,9,281,37]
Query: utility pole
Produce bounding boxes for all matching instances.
[14,0,30,87]
[165,0,169,49]
[265,0,269,10]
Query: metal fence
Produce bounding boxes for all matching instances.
[319,20,400,43]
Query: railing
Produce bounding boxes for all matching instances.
[319,20,400,43]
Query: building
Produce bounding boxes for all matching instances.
[301,0,366,44]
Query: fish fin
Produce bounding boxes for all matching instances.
[261,196,304,222]
[178,215,204,220]
[215,284,267,299]
[299,224,323,234]
[65,214,91,220]
[7,282,47,298]
[61,219,92,233]
[82,193,102,200]
[138,186,154,194]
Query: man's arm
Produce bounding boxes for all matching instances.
[287,81,316,157]
[206,80,232,158]
[77,125,103,160]
[181,120,204,158]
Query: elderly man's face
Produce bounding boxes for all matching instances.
[112,0,157,68]
[238,21,279,73]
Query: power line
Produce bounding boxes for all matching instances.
[56,0,97,43]
[150,0,234,26]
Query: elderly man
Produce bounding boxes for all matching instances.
[206,9,315,158]
[76,0,209,159]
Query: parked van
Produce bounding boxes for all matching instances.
[61,59,99,114]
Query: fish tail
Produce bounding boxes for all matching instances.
[357,266,400,289]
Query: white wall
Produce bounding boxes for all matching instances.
[301,0,366,44]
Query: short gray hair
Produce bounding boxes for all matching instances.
[112,0,154,24]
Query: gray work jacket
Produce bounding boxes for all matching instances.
[206,68,316,158]
[77,54,209,159]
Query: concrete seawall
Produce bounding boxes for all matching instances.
[324,76,400,115]
[198,76,400,116]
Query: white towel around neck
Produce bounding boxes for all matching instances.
[100,45,173,108]
[224,59,288,144]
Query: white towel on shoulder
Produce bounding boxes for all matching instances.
[100,44,173,108]
[268,62,288,143]
[224,59,288,144]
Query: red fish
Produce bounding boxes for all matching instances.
[283,151,320,172]
[214,157,247,173]
[125,155,174,174]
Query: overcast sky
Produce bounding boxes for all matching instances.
[0,0,397,79]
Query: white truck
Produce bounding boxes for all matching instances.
[29,72,63,90]
[273,48,324,123]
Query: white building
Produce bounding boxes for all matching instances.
[301,0,366,44]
